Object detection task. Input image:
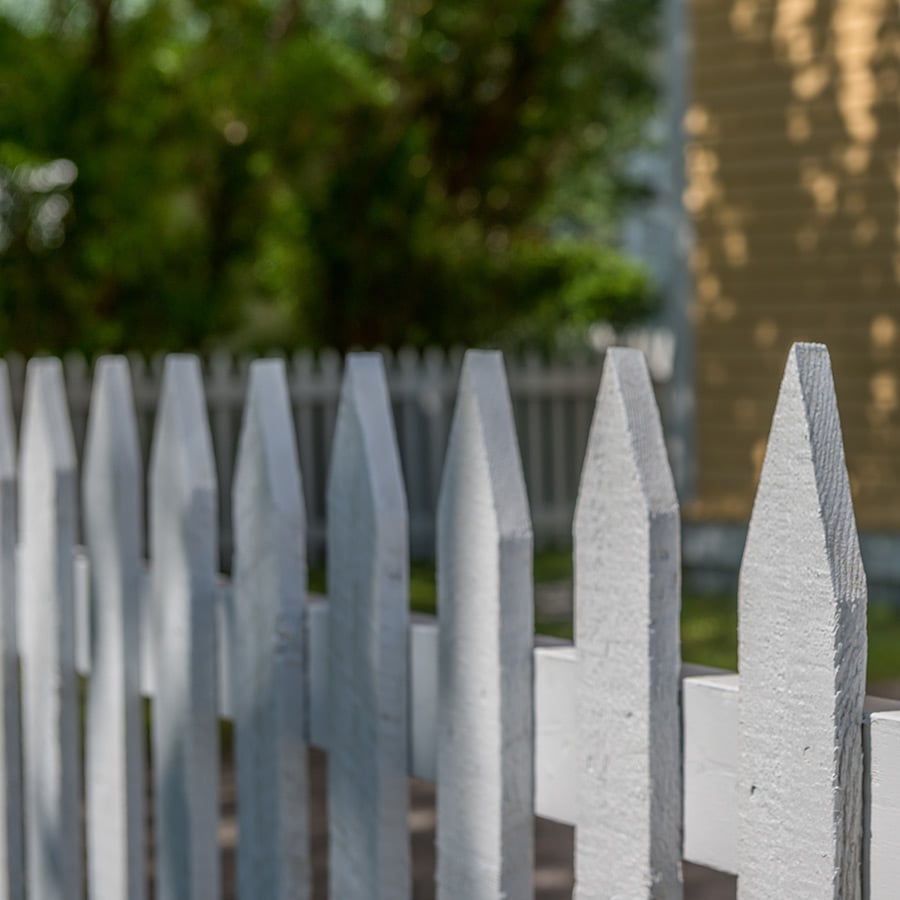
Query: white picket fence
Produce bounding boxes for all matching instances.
[1,336,675,562]
[0,341,897,900]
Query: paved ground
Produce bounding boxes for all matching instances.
[216,683,900,897]
[215,748,736,899]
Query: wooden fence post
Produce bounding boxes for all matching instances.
[232,359,310,900]
[436,350,534,900]
[19,357,82,900]
[327,353,410,900]
[573,348,682,898]
[83,357,145,900]
[149,355,220,900]
[0,361,22,900]
[738,343,866,899]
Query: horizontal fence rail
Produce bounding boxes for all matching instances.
[0,340,898,899]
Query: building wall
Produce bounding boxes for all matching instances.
[687,0,900,528]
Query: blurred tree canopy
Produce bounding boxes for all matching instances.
[0,0,660,355]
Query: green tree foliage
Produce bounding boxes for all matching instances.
[0,0,659,354]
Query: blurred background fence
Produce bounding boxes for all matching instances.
[3,332,675,565]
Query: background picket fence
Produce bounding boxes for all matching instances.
[1,333,675,564]
[0,340,898,900]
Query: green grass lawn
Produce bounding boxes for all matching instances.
[311,549,900,684]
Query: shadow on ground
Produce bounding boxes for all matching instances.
[214,748,736,899]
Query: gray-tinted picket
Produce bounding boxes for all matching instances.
[326,354,410,899]
[0,362,22,900]
[83,357,145,900]
[149,355,220,900]
[19,358,82,900]
[232,359,310,900]
[738,343,866,899]
[573,348,682,899]
[436,350,534,900]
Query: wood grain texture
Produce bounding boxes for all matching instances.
[232,359,310,900]
[436,350,534,900]
[738,343,866,900]
[326,354,410,900]
[0,362,22,900]
[19,357,82,900]
[149,355,220,900]
[83,357,145,900]
[573,348,682,900]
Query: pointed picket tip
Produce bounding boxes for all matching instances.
[0,362,15,483]
[574,347,677,536]
[742,341,864,613]
[83,357,142,508]
[234,359,305,527]
[21,357,75,474]
[438,350,531,543]
[150,355,216,498]
[738,341,866,899]
[327,353,406,531]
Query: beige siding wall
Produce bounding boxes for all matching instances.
[688,0,900,528]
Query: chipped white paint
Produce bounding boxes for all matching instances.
[149,355,220,900]
[83,357,145,900]
[866,708,900,898]
[738,343,866,900]
[573,348,682,899]
[232,360,310,900]
[436,350,534,900]
[19,358,82,900]
[327,354,410,900]
[0,362,22,900]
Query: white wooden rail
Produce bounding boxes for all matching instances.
[0,342,898,898]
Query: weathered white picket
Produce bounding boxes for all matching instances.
[574,348,681,898]
[231,359,309,900]
[0,340,898,900]
[149,356,220,900]
[83,357,145,900]
[327,355,410,899]
[19,358,81,900]
[738,344,866,899]
[0,361,22,900]
[436,352,534,899]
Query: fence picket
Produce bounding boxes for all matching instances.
[326,354,410,900]
[83,357,145,900]
[436,350,534,900]
[19,358,82,900]
[573,348,682,898]
[149,355,220,900]
[738,342,866,899]
[232,359,310,900]
[0,362,22,900]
